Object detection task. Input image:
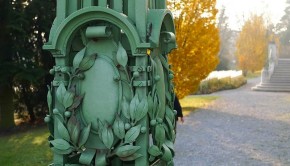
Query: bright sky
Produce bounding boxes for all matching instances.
[216,0,287,30]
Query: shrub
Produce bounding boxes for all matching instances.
[196,75,247,94]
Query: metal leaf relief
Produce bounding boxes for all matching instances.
[79,54,97,71]
[165,116,174,132]
[163,123,172,141]
[67,115,80,145]
[121,97,130,119]
[50,139,71,151]
[73,47,86,71]
[47,86,52,114]
[115,145,141,158]
[155,124,165,146]
[51,147,73,155]
[119,153,143,161]
[57,119,70,142]
[161,144,173,162]
[78,123,91,147]
[113,115,125,139]
[116,42,128,67]
[129,94,139,121]
[164,140,175,156]
[153,93,159,117]
[63,91,75,109]
[165,106,175,123]
[124,125,141,144]
[148,145,162,157]
[147,93,154,119]
[95,153,107,166]
[56,83,66,104]
[101,122,114,149]
[68,94,84,111]
[135,98,148,122]
[79,148,95,165]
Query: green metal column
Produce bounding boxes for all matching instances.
[135,0,147,42]
[44,0,177,165]
[83,0,94,7]
[156,0,166,9]
[99,0,107,7]
[110,0,123,13]
[135,50,149,166]
[56,0,67,25]
[127,0,135,21]
[67,0,80,15]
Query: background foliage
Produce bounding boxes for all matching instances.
[0,0,55,130]
[168,0,220,99]
[235,15,267,75]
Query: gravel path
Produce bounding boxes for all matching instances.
[174,77,290,166]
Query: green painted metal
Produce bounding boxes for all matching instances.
[44,0,177,165]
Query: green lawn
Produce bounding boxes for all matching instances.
[180,95,218,116]
[0,127,52,166]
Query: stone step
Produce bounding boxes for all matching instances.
[276,65,290,68]
[271,77,290,80]
[277,61,290,63]
[252,86,290,92]
[276,64,290,65]
[270,79,290,82]
[261,82,290,85]
[252,84,290,91]
[272,72,290,74]
[274,66,290,69]
[269,77,290,81]
[275,65,290,67]
[274,69,290,72]
[271,76,290,79]
[270,75,290,78]
[269,78,290,83]
[275,66,290,70]
[276,64,290,66]
[268,80,290,84]
[271,73,290,77]
[252,58,290,92]
[259,84,290,88]
[273,72,290,74]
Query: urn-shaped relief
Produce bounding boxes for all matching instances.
[74,36,132,149]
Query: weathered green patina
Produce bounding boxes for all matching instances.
[44,0,177,165]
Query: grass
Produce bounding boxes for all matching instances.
[179,95,218,116]
[0,127,52,166]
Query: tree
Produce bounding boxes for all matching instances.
[0,0,55,130]
[13,0,55,123]
[277,0,290,58]
[235,14,267,75]
[278,0,290,45]
[168,0,220,99]
[0,0,18,130]
[216,6,233,70]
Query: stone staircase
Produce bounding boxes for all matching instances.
[252,58,290,92]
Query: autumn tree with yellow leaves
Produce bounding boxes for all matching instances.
[236,15,267,75]
[168,0,220,99]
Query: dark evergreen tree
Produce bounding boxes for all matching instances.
[0,0,55,130]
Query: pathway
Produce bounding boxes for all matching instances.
[174,77,290,166]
